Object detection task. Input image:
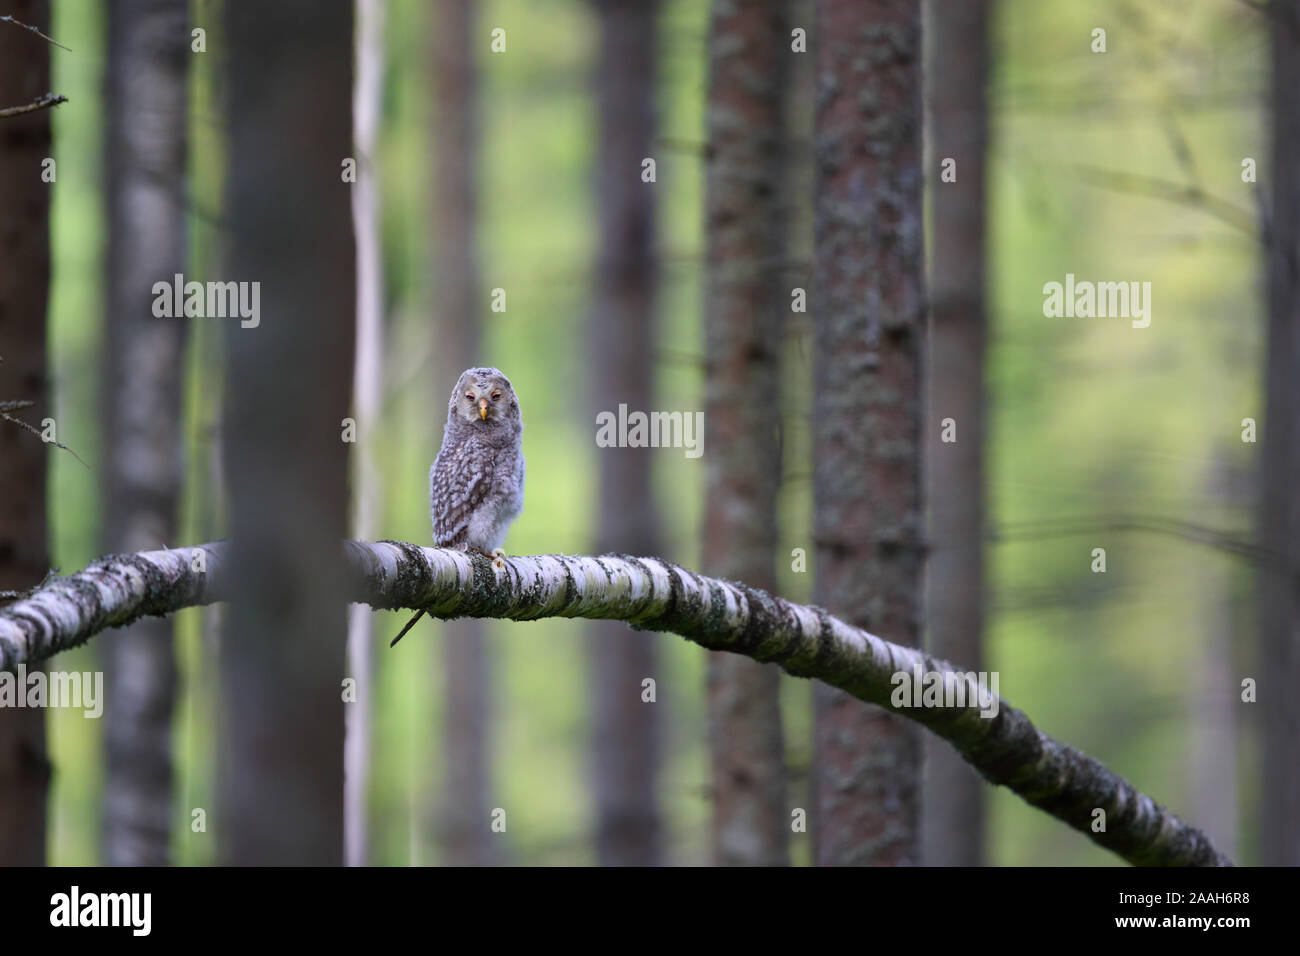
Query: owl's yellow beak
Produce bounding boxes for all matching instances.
[478,398,489,420]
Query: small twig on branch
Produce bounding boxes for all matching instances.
[0,92,68,119]
[0,568,59,603]
[0,571,54,602]
[0,14,71,50]
[0,399,90,468]
[0,540,1232,867]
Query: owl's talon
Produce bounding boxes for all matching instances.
[491,548,507,570]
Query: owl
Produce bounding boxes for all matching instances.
[430,367,525,562]
[392,367,524,648]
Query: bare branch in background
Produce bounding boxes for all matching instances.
[1070,163,1260,239]
[0,14,70,51]
[990,515,1277,567]
[0,399,88,468]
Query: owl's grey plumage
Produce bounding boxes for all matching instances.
[430,367,525,555]
[391,367,524,648]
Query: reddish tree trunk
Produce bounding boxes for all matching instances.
[703,0,791,867]
[0,0,53,867]
[922,0,989,867]
[811,0,925,867]
[587,0,664,866]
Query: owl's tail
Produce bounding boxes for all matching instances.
[389,609,426,647]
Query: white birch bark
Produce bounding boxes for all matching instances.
[0,540,1230,867]
[346,0,387,870]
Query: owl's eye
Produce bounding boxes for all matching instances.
[465,392,475,401]
[491,391,501,400]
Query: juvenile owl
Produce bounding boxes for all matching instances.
[392,367,524,648]
[430,367,525,558]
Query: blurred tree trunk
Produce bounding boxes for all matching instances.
[1258,0,1300,867]
[0,0,53,867]
[702,0,790,867]
[99,0,189,867]
[921,0,988,867]
[587,0,663,866]
[429,0,500,867]
[184,2,227,866]
[345,0,385,868]
[219,0,355,865]
[811,0,924,866]
[1190,455,1242,861]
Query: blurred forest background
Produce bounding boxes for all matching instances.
[0,0,1290,866]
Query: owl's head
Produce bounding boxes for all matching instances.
[448,367,521,427]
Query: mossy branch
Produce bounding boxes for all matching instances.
[0,539,1230,867]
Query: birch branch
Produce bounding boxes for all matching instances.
[0,539,1230,867]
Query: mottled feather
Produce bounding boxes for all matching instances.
[394,367,525,647]
[428,367,525,554]
[431,434,497,547]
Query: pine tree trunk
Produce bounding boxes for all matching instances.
[588,0,664,866]
[703,0,791,867]
[1257,0,1300,867]
[0,0,53,868]
[218,0,355,865]
[921,0,989,868]
[811,0,925,867]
